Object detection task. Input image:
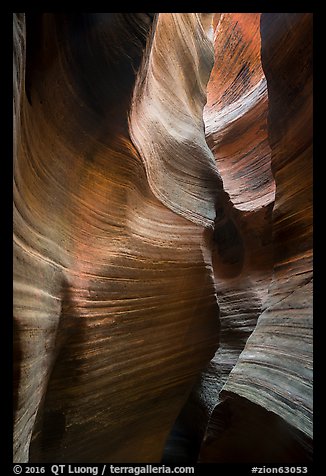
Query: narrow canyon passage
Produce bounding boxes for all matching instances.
[13,13,313,464]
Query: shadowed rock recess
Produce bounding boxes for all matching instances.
[13,13,313,463]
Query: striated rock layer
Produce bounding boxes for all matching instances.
[205,13,275,211]
[222,10,313,438]
[199,13,313,462]
[206,11,275,420]
[130,13,223,228]
[164,13,276,462]
[13,12,313,464]
[13,13,221,463]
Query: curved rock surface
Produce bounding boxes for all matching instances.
[198,12,313,463]
[13,13,220,463]
[130,13,223,228]
[163,13,276,462]
[13,12,313,464]
[205,13,275,212]
[206,13,275,408]
[222,10,313,437]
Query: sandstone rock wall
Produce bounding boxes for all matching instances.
[13,12,313,464]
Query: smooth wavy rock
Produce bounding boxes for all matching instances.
[13,13,220,463]
[129,13,223,228]
[13,11,313,464]
[222,11,313,439]
[204,13,275,212]
[206,14,275,400]
[199,13,313,462]
[163,13,275,462]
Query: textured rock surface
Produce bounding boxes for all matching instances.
[198,12,313,462]
[206,11,275,416]
[13,13,220,463]
[205,13,275,211]
[130,13,223,228]
[13,12,313,464]
[164,13,275,462]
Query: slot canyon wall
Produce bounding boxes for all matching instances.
[13,12,313,463]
